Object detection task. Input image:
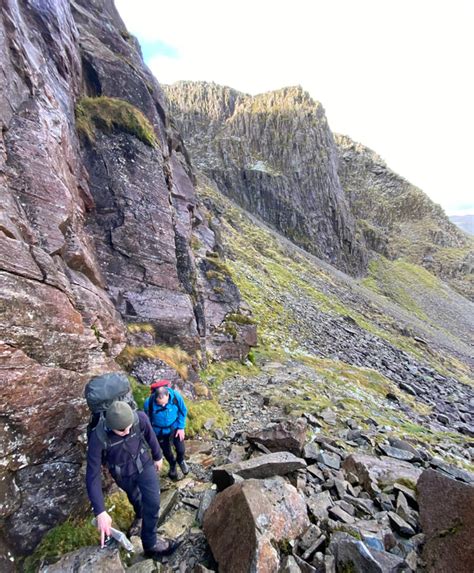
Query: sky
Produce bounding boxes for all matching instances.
[115,0,473,216]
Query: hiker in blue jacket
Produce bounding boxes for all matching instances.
[143,380,189,480]
[85,401,178,559]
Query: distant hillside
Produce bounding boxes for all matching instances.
[335,134,474,300]
[450,214,474,235]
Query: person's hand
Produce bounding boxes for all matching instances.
[96,511,112,548]
[155,459,163,473]
[175,429,185,442]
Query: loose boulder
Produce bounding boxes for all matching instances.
[418,469,474,573]
[247,417,308,456]
[203,477,309,573]
[212,452,307,491]
[342,454,421,494]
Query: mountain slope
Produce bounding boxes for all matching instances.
[336,134,474,300]
[165,82,474,302]
[197,176,473,442]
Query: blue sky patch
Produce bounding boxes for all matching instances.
[139,39,179,61]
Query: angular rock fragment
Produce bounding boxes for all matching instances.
[203,477,309,573]
[247,417,307,456]
[212,452,306,491]
[418,469,474,573]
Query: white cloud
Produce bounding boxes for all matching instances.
[116,0,474,215]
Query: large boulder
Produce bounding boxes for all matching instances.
[203,477,309,573]
[39,546,124,572]
[247,417,307,456]
[212,452,307,491]
[342,454,422,494]
[418,469,474,573]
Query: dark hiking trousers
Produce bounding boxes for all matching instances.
[158,433,185,468]
[115,461,160,551]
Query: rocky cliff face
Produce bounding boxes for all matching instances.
[165,82,473,301]
[336,134,474,299]
[0,0,254,561]
[165,82,368,276]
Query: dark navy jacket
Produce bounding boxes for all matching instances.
[86,411,162,516]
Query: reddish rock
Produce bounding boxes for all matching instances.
[418,469,474,573]
[0,0,255,559]
[203,477,309,573]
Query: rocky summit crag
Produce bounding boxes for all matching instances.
[165,81,474,301]
[0,1,473,572]
[165,82,367,277]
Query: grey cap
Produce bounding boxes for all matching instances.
[106,402,134,430]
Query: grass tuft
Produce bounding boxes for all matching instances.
[75,96,157,147]
[117,344,191,380]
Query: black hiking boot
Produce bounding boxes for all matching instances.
[168,465,178,480]
[144,538,179,559]
[179,460,189,475]
[128,516,142,537]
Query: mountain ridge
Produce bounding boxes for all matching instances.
[165,81,473,301]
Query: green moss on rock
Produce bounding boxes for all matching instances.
[75,96,157,147]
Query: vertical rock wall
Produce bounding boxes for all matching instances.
[0,0,254,562]
[165,82,368,276]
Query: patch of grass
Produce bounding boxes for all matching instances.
[200,359,261,389]
[361,257,440,321]
[226,313,255,325]
[75,96,157,147]
[126,323,155,334]
[117,344,191,380]
[23,492,134,573]
[130,376,150,410]
[186,399,231,437]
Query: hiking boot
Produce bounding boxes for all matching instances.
[179,460,189,475]
[128,516,142,537]
[144,538,179,559]
[168,465,178,480]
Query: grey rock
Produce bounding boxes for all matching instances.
[328,532,406,572]
[388,512,416,537]
[316,452,341,470]
[39,546,124,572]
[279,555,303,573]
[158,489,179,525]
[212,452,307,491]
[307,491,334,520]
[247,417,307,456]
[379,444,415,462]
[328,505,355,524]
[196,490,217,526]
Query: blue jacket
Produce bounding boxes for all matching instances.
[143,388,187,437]
[86,411,162,516]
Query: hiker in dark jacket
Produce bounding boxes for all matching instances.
[86,401,177,558]
[143,381,189,480]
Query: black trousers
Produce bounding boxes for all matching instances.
[115,461,160,551]
[158,432,186,467]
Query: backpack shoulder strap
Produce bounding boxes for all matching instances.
[148,394,154,419]
[93,414,109,450]
[168,387,179,407]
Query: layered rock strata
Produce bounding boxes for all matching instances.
[165,82,368,276]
